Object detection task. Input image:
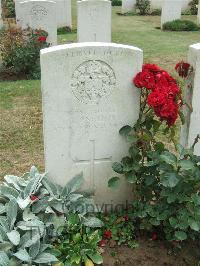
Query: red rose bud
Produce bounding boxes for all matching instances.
[175,61,190,78]
[99,239,106,247]
[151,233,158,241]
[123,216,129,221]
[30,195,38,201]
[38,36,47,43]
[103,230,112,239]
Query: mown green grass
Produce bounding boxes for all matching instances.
[0,1,199,178]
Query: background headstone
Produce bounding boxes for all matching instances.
[180,43,200,154]
[161,0,182,28]
[151,0,190,11]
[122,0,136,14]
[18,0,57,45]
[77,0,111,42]
[53,0,72,29]
[15,0,71,29]
[41,42,143,207]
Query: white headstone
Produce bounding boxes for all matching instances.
[54,0,72,29]
[0,0,3,29]
[180,43,200,154]
[17,0,57,45]
[122,0,136,13]
[41,42,143,207]
[197,1,200,25]
[77,0,111,42]
[161,0,182,28]
[15,0,72,29]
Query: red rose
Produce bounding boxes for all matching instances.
[30,195,38,201]
[142,64,161,73]
[123,216,129,221]
[151,233,158,241]
[147,87,168,108]
[38,36,47,43]
[103,230,112,239]
[175,61,191,78]
[99,239,106,247]
[154,100,179,126]
[133,70,156,90]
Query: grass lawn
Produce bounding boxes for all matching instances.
[0,2,200,178]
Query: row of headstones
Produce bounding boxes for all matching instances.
[1,0,199,47]
[122,0,200,27]
[0,0,111,46]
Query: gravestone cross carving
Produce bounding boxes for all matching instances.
[41,43,143,207]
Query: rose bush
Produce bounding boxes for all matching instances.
[0,27,49,79]
[109,63,200,242]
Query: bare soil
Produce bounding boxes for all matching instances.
[102,239,200,266]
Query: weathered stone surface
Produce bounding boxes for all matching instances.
[15,0,72,29]
[40,42,143,207]
[77,0,111,42]
[122,0,136,13]
[180,43,200,155]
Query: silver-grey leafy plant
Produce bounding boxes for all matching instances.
[0,166,102,266]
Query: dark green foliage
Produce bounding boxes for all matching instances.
[2,0,15,18]
[189,0,199,15]
[0,27,49,79]
[163,19,199,31]
[150,8,161,16]
[53,213,103,265]
[112,0,122,6]
[135,0,150,15]
[57,26,74,35]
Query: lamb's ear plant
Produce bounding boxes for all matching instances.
[0,166,102,265]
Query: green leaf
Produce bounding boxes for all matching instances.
[112,162,123,174]
[189,220,200,231]
[0,252,10,266]
[108,177,120,188]
[160,151,177,165]
[7,230,20,246]
[23,173,43,198]
[0,186,19,200]
[126,173,137,184]
[169,217,178,228]
[29,239,40,259]
[20,231,41,248]
[82,217,103,228]
[119,125,132,136]
[61,172,83,196]
[34,253,58,264]
[160,172,180,188]
[179,160,194,170]
[88,253,103,264]
[175,231,187,241]
[4,175,22,191]
[42,177,59,197]
[7,199,18,230]
[0,242,13,252]
[13,249,31,262]
[16,197,31,210]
